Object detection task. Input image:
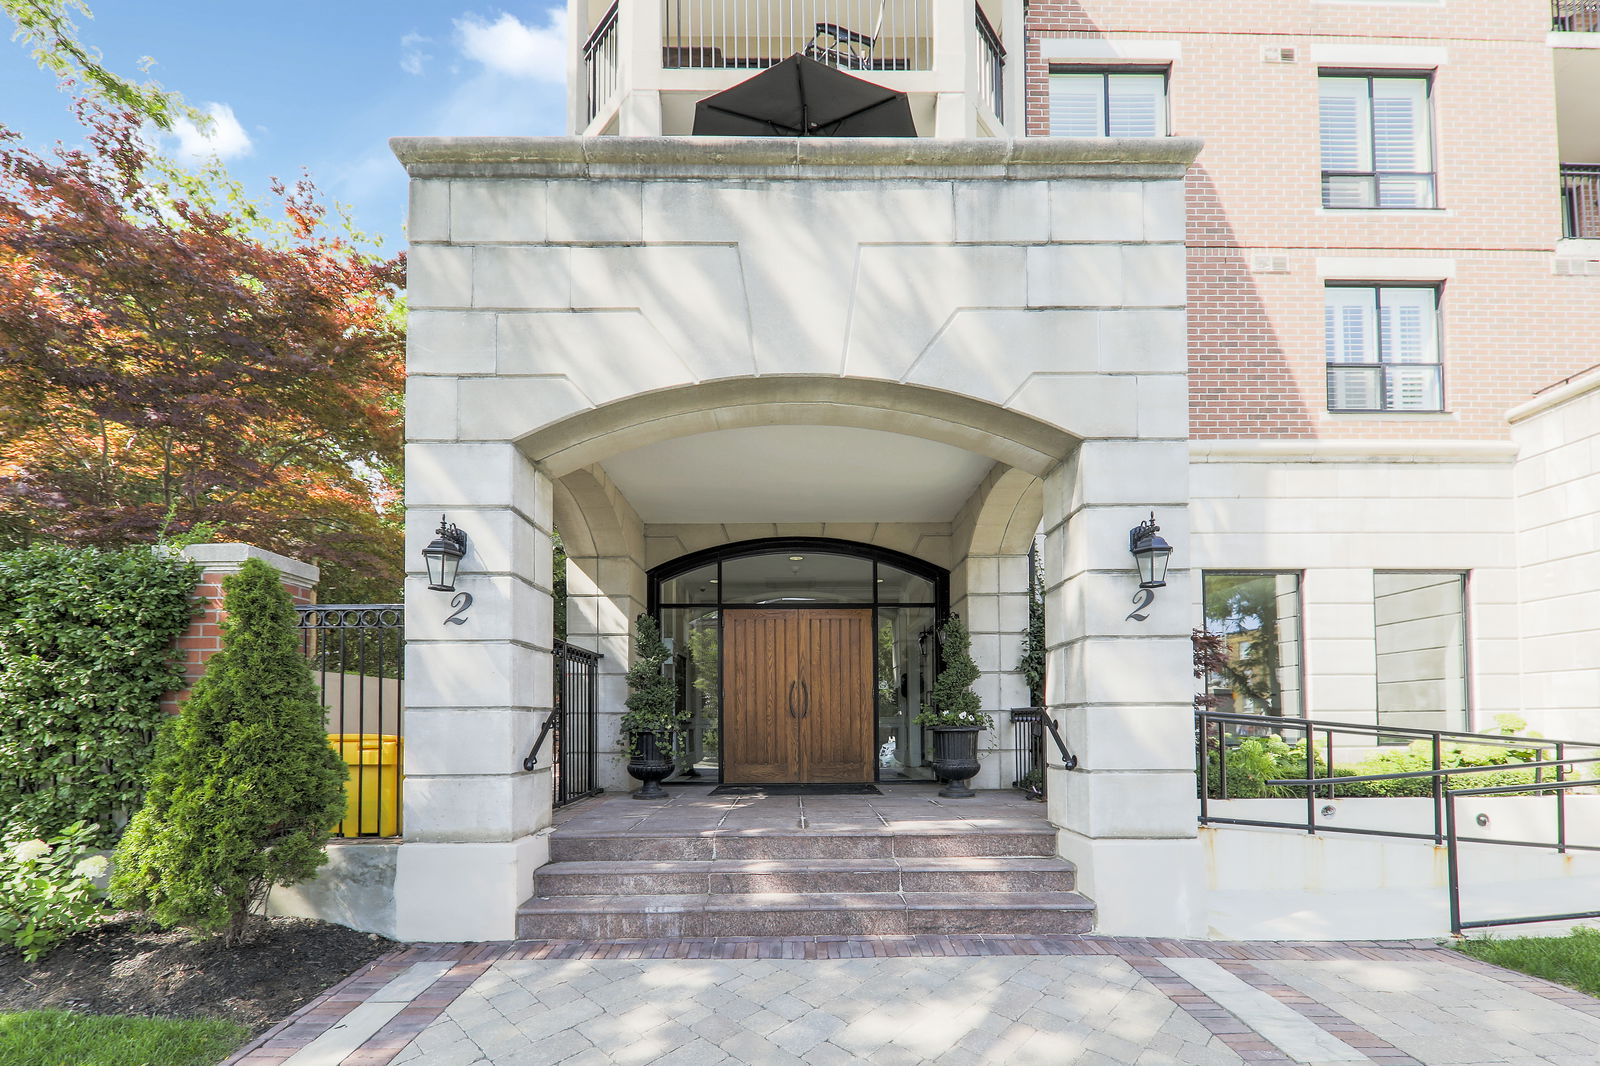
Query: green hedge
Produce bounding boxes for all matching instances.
[0,545,197,846]
[1205,734,1548,800]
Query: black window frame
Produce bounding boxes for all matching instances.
[1323,281,1446,414]
[1046,64,1172,138]
[1318,69,1438,211]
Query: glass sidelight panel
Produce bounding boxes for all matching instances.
[658,607,720,778]
[877,562,935,604]
[658,564,718,604]
[875,606,939,780]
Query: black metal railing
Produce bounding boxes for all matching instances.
[1561,164,1600,239]
[975,5,1004,121]
[1554,0,1600,32]
[1009,707,1044,797]
[584,2,621,125]
[1197,708,1600,933]
[296,604,405,838]
[533,640,603,808]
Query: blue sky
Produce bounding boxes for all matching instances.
[1,1,571,251]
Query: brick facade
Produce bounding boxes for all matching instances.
[1023,0,1600,439]
[162,545,319,714]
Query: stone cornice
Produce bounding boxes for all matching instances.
[1190,439,1519,464]
[389,136,1204,181]
[1507,367,1600,424]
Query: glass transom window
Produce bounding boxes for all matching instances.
[1325,285,1443,413]
[1048,70,1168,137]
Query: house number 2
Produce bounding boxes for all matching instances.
[1125,588,1155,622]
[444,592,473,626]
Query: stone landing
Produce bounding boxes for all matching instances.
[516,785,1093,939]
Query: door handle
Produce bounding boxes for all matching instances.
[788,680,798,718]
[800,679,810,719]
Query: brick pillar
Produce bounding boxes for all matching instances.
[163,544,321,712]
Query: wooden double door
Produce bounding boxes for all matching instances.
[722,608,875,784]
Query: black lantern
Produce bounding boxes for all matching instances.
[1128,512,1173,589]
[422,515,468,592]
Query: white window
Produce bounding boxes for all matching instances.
[1319,73,1435,208]
[1325,285,1442,412]
[1374,572,1468,733]
[1048,70,1167,137]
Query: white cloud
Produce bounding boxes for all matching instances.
[455,9,567,83]
[401,32,433,75]
[170,102,253,162]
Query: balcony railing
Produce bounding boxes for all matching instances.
[663,0,933,71]
[1561,164,1600,238]
[585,2,622,125]
[1553,0,1600,31]
[974,5,1004,120]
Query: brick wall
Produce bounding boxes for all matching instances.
[162,545,319,714]
[1023,0,1600,439]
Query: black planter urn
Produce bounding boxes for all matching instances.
[626,730,675,800]
[930,726,981,798]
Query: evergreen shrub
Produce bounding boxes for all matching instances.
[0,545,197,847]
[917,615,993,730]
[110,558,347,945]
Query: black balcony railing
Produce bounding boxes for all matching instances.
[1553,0,1600,31]
[1561,164,1600,238]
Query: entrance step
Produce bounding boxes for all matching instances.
[533,855,1077,896]
[547,828,1058,863]
[521,827,1093,939]
[515,891,1095,939]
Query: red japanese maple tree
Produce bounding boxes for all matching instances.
[0,100,406,601]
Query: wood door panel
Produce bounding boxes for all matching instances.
[797,610,874,782]
[723,607,874,785]
[723,611,798,782]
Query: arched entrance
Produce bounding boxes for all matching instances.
[649,538,948,784]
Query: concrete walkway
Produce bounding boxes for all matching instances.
[226,936,1600,1066]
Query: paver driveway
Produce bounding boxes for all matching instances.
[227,936,1600,1066]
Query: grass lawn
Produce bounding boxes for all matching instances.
[0,1010,249,1066]
[1457,927,1600,998]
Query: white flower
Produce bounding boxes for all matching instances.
[73,855,109,880]
[10,839,50,864]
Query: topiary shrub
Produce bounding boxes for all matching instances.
[917,615,993,730]
[109,558,347,946]
[620,614,684,756]
[0,545,197,847]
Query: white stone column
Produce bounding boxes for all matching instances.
[1044,440,1202,937]
[394,441,556,942]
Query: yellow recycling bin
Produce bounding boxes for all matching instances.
[328,734,403,838]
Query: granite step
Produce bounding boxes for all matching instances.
[514,890,1096,939]
[547,829,1058,863]
[531,856,1078,896]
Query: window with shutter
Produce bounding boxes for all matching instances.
[1318,73,1435,209]
[1324,285,1442,413]
[1049,69,1168,138]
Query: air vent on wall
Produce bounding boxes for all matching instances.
[1553,258,1600,277]
[1262,45,1298,63]
[1252,253,1290,274]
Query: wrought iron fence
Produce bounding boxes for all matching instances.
[296,604,404,838]
[1561,164,1600,239]
[585,2,622,125]
[551,640,603,807]
[1197,708,1600,933]
[1553,0,1600,31]
[1009,707,1044,798]
[663,0,933,70]
[974,5,1004,121]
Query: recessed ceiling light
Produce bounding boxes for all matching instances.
[709,579,718,584]
[788,555,804,561]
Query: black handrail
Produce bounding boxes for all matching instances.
[523,712,559,772]
[1198,708,1600,934]
[1012,707,1078,771]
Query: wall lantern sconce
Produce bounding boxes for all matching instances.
[1128,512,1174,590]
[422,515,468,592]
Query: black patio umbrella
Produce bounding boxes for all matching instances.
[692,53,916,137]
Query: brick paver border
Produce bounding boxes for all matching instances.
[220,934,1588,1066]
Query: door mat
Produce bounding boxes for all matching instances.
[709,783,883,796]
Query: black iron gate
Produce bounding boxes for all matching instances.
[550,640,602,807]
[296,604,404,837]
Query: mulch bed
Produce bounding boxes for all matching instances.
[0,914,397,1034]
